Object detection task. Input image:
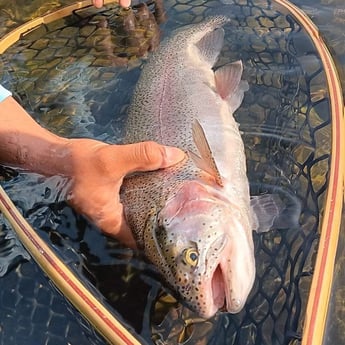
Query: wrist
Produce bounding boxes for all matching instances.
[65,138,110,179]
[10,131,70,177]
[0,96,69,175]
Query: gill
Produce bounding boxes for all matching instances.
[143,205,174,277]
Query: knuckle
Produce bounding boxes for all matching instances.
[136,141,163,166]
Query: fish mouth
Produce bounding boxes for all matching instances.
[211,264,226,310]
[211,262,244,314]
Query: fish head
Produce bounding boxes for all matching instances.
[153,181,255,318]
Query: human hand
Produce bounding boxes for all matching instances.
[93,0,131,9]
[66,139,185,248]
[91,0,164,64]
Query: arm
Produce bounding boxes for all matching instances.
[0,92,185,247]
[0,95,70,175]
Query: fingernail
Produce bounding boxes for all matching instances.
[164,146,186,166]
[119,0,131,8]
[94,0,103,8]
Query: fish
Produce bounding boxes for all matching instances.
[121,16,282,318]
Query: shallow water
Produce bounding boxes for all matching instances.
[0,0,343,344]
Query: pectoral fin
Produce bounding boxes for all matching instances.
[189,119,224,187]
[250,193,301,233]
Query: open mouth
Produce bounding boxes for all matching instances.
[211,264,226,310]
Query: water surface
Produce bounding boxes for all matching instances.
[0,0,343,344]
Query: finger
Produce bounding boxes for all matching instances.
[101,217,137,249]
[97,209,137,249]
[119,0,131,8]
[84,199,137,249]
[92,0,104,8]
[67,185,136,248]
[117,141,186,174]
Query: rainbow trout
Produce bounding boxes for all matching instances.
[121,16,279,318]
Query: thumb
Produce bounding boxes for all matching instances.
[117,141,185,174]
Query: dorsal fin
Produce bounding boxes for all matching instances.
[189,119,224,187]
[195,28,225,66]
[214,60,243,99]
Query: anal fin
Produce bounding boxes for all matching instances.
[214,60,243,99]
[189,119,224,187]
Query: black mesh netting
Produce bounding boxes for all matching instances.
[0,0,335,344]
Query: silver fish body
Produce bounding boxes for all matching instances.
[121,16,255,318]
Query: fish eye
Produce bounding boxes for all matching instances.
[183,248,199,267]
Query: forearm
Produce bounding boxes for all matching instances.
[0,96,71,176]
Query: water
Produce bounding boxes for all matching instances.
[0,0,343,344]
